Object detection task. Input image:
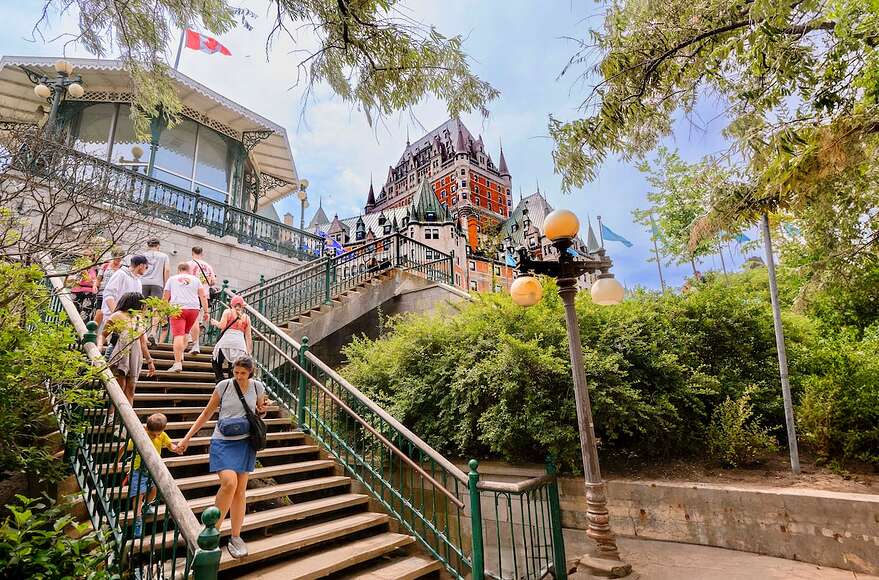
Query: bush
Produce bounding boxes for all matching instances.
[706,389,779,467]
[0,495,111,579]
[342,274,816,472]
[797,326,879,465]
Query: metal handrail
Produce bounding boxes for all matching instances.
[44,262,203,548]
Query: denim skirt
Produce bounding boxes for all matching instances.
[209,438,256,473]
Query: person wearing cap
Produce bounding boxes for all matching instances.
[98,254,148,349]
[140,238,170,346]
[209,295,252,382]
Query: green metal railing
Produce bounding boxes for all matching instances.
[239,232,453,324]
[44,272,221,580]
[211,288,566,579]
[4,126,323,261]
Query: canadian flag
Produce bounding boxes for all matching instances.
[185,29,231,56]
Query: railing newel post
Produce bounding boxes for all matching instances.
[324,258,332,304]
[192,507,222,580]
[82,320,98,345]
[257,274,266,315]
[468,459,485,580]
[449,249,455,286]
[546,455,568,580]
[297,336,310,430]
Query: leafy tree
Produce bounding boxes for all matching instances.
[35,0,498,133]
[633,148,734,273]
[550,0,879,276]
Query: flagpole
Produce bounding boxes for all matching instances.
[718,240,728,280]
[649,212,666,292]
[596,215,605,248]
[173,29,186,70]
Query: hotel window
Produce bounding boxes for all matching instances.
[383,225,392,235]
[469,280,478,291]
[456,274,462,286]
[474,186,480,194]
[493,265,501,275]
[468,260,476,271]
[493,283,502,293]
[460,169,466,176]
[488,203,493,212]
[451,184,458,192]
[461,180,467,188]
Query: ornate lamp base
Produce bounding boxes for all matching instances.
[574,482,634,578]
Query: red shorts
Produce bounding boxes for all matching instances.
[170,309,200,337]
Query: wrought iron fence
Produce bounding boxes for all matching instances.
[44,270,221,580]
[239,232,453,324]
[5,127,323,261]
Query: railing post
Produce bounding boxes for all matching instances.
[191,507,222,580]
[324,259,332,304]
[297,336,309,429]
[546,455,569,580]
[468,459,485,580]
[82,320,98,345]
[220,279,229,303]
[257,274,265,315]
[448,249,455,286]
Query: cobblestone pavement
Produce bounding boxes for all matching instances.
[571,537,878,579]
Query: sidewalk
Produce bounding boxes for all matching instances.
[572,537,878,579]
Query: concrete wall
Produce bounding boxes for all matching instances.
[470,462,879,575]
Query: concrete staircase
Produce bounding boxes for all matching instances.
[282,269,465,345]
[133,343,442,579]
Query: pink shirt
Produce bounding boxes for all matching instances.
[187,259,215,285]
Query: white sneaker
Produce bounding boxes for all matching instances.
[168,362,183,373]
[227,536,247,559]
[188,344,201,355]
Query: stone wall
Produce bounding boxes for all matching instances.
[471,462,879,576]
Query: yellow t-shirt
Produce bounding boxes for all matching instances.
[127,431,173,471]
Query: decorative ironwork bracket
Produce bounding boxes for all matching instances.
[514,239,611,280]
[259,172,294,196]
[18,65,44,85]
[242,129,274,152]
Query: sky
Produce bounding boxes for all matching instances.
[0,0,759,289]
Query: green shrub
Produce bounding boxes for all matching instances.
[0,495,111,579]
[706,389,779,467]
[343,274,815,471]
[798,326,879,465]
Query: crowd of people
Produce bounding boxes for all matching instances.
[68,239,263,556]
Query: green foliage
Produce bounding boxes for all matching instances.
[342,275,817,471]
[797,327,879,465]
[706,388,779,467]
[0,495,111,580]
[0,262,96,481]
[36,1,496,134]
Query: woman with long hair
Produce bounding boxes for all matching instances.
[102,291,155,404]
[176,356,268,559]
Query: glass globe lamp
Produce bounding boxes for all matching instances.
[67,82,84,98]
[543,209,580,242]
[590,275,624,305]
[34,84,51,99]
[510,275,543,307]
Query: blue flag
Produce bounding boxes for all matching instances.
[567,246,580,257]
[782,223,801,237]
[505,252,517,267]
[600,224,633,248]
[734,233,750,243]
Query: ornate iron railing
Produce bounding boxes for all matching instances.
[4,127,323,261]
[207,288,567,580]
[239,232,453,324]
[44,269,221,580]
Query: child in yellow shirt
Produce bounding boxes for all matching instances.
[123,413,178,538]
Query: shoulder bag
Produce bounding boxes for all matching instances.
[231,379,267,451]
[193,260,220,303]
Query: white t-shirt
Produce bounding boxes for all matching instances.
[164,274,203,310]
[101,268,143,315]
[141,250,169,287]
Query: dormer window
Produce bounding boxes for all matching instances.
[383,224,392,235]
[426,211,436,222]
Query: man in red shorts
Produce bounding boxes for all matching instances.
[162,262,209,373]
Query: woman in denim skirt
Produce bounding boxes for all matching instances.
[177,356,268,559]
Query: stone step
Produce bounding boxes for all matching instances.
[337,554,442,579]
[135,381,217,391]
[118,476,352,524]
[152,359,214,371]
[141,369,216,381]
[95,417,291,434]
[134,392,213,402]
[215,512,391,572]
[236,532,416,580]
[131,405,280,417]
[150,343,214,355]
[111,459,336,497]
[150,349,213,363]
[100,444,318,474]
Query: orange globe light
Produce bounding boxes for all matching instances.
[591,276,624,305]
[543,209,580,242]
[510,275,543,307]
[34,84,51,99]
